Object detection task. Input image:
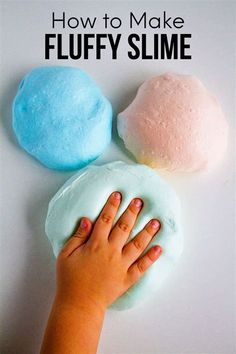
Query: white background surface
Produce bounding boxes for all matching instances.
[0,1,235,353]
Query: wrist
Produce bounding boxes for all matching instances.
[54,292,107,318]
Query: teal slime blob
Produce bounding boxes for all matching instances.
[12,66,112,170]
[45,161,183,310]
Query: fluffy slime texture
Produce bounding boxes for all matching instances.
[117,73,228,172]
[12,66,112,170]
[45,161,183,310]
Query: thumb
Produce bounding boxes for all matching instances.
[59,217,92,257]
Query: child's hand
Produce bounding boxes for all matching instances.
[56,192,162,312]
[41,192,163,353]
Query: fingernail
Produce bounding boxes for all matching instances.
[80,218,87,228]
[153,245,162,255]
[151,219,160,229]
[133,198,143,208]
[113,192,121,200]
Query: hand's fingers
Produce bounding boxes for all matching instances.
[123,219,161,264]
[127,245,162,285]
[59,218,92,257]
[90,192,121,242]
[109,198,143,247]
